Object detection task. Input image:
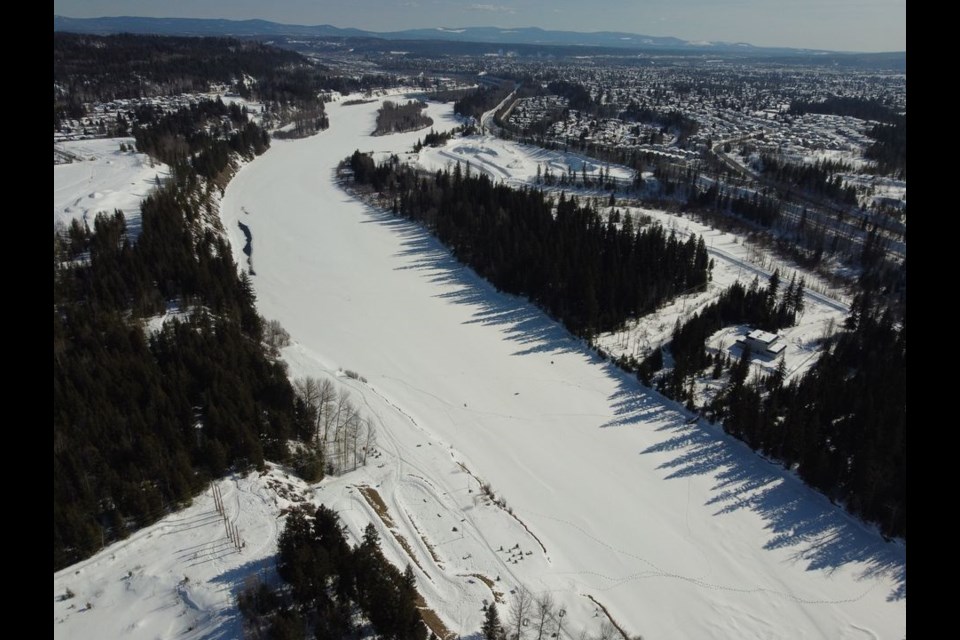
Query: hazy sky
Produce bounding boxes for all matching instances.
[53,0,905,52]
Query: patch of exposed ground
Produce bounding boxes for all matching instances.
[415,594,457,640]
[357,486,427,576]
[356,485,458,636]
[460,573,505,604]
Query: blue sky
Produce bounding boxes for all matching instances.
[53,0,905,52]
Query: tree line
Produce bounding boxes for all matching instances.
[719,291,904,538]
[412,128,457,151]
[54,204,381,571]
[347,151,711,337]
[54,33,306,104]
[757,155,858,205]
[239,505,426,640]
[53,32,402,581]
[54,33,334,140]
[53,34,389,569]
[864,119,906,179]
[57,88,310,572]
[787,96,902,124]
[54,202,380,570]
[689,179,783,228]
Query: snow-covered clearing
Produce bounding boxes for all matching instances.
[53,137,169,237]
[55,96,904,640]
[416,137,634,189]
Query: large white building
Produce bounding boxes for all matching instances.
[737,328,786,357]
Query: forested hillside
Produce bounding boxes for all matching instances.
[53,119,304,569]
[54,32,334,139]
[53,33,304,103]
[53,34,315,571]
[347,152,711,337]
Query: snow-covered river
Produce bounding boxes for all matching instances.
[219,96,905,639]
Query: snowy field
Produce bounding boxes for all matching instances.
[53,137,169,237]
[54,97,905,640]
[415,137,634,189]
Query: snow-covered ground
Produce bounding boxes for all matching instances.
[54,466,297,640]
[53,137,169,237]
[416,137,634,189]
[55,96,905,640]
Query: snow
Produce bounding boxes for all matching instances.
[416,138,634,188]
[53,137,170,238]
[143,300,196,336]
[55,97,905,640]
[54,466,300,640]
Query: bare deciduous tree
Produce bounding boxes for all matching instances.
[508,586,533,640]
[597,622,618,640]
[292,377,374,476]
[360,418,376,465]
[263,319,290,353]
[534,593,555,640]
[342,405,361,471]
[318,378,336,443]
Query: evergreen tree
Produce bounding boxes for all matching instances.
[792,277,806,317]
[483,603,504,640]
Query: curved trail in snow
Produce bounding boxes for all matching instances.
[338,369,535,593]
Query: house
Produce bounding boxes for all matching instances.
[736,328,786,357]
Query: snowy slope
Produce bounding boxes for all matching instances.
[54,466,300,640]
[54,138,170,237]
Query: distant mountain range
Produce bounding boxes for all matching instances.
[53,15,900,57]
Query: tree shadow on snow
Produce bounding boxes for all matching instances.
[197,557,279,640]
[631,400,906,601]
[361,205,585,358]
[600,373,682,430]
